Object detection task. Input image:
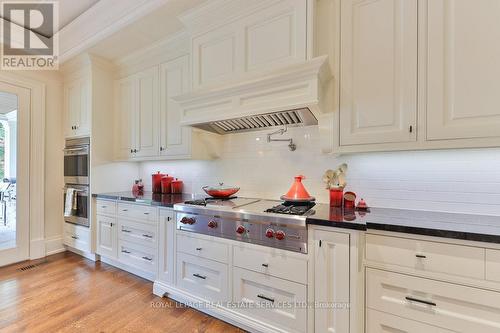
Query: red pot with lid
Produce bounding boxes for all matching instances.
[152,171,165,194]
[281,175,315,202]
[171,178,183,194]
[161,175,174,194]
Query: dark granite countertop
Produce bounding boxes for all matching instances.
[307,204,500,244]
[93,193,500,244]
[92,192,197,208]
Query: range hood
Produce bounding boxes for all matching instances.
[173,55,332,135]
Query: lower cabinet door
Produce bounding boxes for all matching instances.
[158,209,175,285]
[176,252,229,302]
[118,240,157,274]
[232,267,307,333]
[313,230,350,333]
[96,215,117,258]
[367,309,455,333]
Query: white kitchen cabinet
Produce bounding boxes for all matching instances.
[158,209,176,285]
[159,55,191,157]
[114,76,136,159]
[426,0,500,141]
[96,215,117,259]
[95,199,159,281]
[63,222,91,253]
[314,229,350,333]
[64,75,91,138]
[187,0,308,89]
[113,66,159,159]
[339,0,418,146]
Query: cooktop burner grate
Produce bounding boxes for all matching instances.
[184,197,238,206]
[265,201,316,215]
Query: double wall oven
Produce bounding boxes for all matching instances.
[64,137,90,227]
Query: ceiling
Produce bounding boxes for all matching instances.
[88,0,206,61]
[1,0,99,37]
[0,92,18,115]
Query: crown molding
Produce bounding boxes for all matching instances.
[57,0,172,63]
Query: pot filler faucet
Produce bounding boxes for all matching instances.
[267,126,297,151]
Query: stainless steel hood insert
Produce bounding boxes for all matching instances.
[191,108,317,135]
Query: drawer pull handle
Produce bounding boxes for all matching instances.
[415,254,427,259]
[122,209,128,212]
[144,212,150,215]
[122,229,132,233]
[142,256,153,261]
[257,294,275,303]
[405,296,436,307]
[101,206,107,209]
[195,247,202,251]
[193,273,206,280]
[71,235,79,240]
[121,250,131,254]
[262,264,269,268]
[142,234,153,239]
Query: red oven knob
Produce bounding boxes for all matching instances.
[208,220,218,229]
[275,230,286,240]
[180,217,196,225]
[236,225,246,234]
[265,228,275,238]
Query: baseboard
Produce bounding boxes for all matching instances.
[152,281,289,333]
[45,236,65,256]
[64,245,99,261]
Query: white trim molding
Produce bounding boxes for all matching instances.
[0,72,46,260]
[45,236,65,256]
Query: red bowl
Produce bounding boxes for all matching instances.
[202,186,240,198]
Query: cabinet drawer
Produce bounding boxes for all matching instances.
[118,219,157,249]
[367,309,454,333]
[64,223,91,252]
[118,240,157,274]
[176,252,229,302]
[233,244,307,284]
[366,268,500,333]
[366,234,485,279]
[96,200,116,216]
[117,202,158,223]
[233,267,307,333]
[177,233,228,264]
[486,249,500,283]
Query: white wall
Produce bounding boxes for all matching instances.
[139,126,500,216]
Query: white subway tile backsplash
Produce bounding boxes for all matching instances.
[139,126,500,216]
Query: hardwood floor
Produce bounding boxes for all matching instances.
[0,252,245,333]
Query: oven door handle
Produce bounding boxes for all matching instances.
[64,147,88,152]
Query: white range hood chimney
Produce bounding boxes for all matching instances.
[174,55,332,134]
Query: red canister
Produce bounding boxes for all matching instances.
[329,187,344,207]
[171,178,183,194]
[161,175,174,194]
[344,191,357,209]
[152,171,165,193]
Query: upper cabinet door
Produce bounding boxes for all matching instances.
[160,55,191,157]
[340,0,418,146]
[427,0,500,141]
[65,76,91,138]
[134,67,159,158]
[114,77,136,159]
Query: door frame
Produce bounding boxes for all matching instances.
[0,72,46,261]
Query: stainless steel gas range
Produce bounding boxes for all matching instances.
[174,197,315,254]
